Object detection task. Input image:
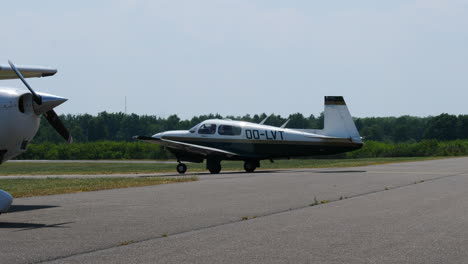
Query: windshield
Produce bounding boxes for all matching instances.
[189,125,198,133]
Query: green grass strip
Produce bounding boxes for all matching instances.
[1,157,446,176]
[0,177,197,198]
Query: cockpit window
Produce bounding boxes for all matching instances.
[198,124,217,134]
[218,125,242,136]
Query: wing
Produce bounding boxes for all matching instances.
[134,136,240,158]
[0,64,57,80]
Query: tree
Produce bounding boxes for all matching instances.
[423,114,458,140]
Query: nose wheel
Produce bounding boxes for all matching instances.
[176,163,187,174]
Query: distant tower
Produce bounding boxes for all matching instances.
[125,96,127,114]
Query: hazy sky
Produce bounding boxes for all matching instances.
[1,0,467,119]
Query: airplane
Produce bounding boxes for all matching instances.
[0,61,72,214]
[135,96,363,174]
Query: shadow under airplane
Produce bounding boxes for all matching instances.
[0,221,73,231]
[7,204,60,213]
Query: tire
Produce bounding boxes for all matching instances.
[208,164,221,174]
[207,159,222,174]
[176,163,187,174]
[244,161,257,173]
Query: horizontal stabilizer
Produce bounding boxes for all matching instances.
[133,136,161,143]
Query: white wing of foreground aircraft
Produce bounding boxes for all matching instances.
[135,96,363,174]
[0,61,72,214]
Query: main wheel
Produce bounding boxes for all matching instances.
[207,159,222,174]
[208,164,221,174]
[176,163,187,174]
[244,161,257,173]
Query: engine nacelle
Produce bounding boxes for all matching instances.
[0,189,13,213]
[0,89,41,163]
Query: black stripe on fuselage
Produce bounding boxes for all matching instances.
[163,136,362,160]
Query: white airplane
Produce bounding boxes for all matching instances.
[0,61,71,214]
[135,96,363,174]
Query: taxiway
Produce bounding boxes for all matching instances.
[1,158,468,263]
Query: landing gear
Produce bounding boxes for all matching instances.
[244,160,260,173]
[206,158,221,174]
[176,163,187,174]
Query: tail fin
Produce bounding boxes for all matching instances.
[322,96,362,142]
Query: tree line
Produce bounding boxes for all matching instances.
[18,140,468,160]
[33,112,468,143]
[15,111,468,160]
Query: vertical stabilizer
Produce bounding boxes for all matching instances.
[322,96,362,142]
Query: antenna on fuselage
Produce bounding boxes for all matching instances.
[280,119,290,128]
[259,114,271,125]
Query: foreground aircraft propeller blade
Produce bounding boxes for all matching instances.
[44,110,73,143]
[7,60,42,105]
[8,60,72,143]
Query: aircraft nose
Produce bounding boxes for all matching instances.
[42,93,67,106]
[152,132,163,139]
[34,92,68,114]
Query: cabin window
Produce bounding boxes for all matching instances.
[218,125,242,136]
[198,124,217,134]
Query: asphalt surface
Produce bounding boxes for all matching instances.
[1,158,468,263]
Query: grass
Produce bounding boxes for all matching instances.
[1,157,446,176]
[119,240,135,246]
[0,177,197,198]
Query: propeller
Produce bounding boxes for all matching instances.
[44,110,73,143]
[8,60,42,105]
[8,60,72,143]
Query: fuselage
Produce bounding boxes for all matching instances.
[153,119,363,160]
[0,88,40,163]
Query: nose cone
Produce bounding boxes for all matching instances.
[152,132,163,139]
[0,190,13,213]
[34,92,68,115]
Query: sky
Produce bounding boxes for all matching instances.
[1,0,467,119]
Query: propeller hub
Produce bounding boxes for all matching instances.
[33,92,67,115]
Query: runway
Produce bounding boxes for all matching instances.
[1,157,468,263]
